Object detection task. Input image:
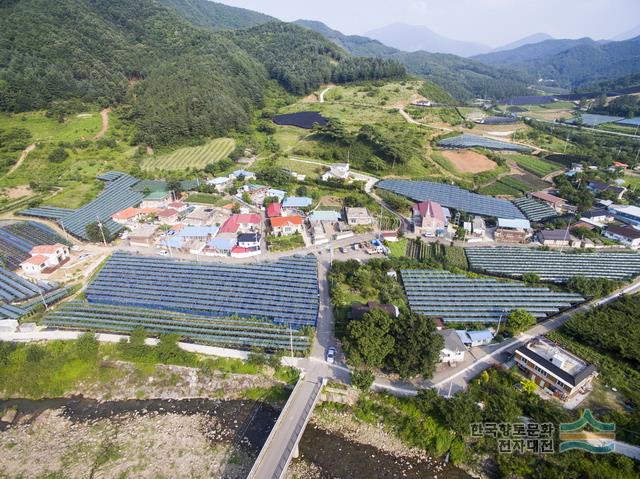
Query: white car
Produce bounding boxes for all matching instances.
[326,347,336,364]
[157,250,169,256]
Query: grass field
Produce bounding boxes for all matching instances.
[185,193,230,206]
[0,110,103,143]
[509,154,562,177]
[324,80,425,108]
[142,138,235,171]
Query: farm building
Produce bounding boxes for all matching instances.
[308,210,341,223]
[128,225,158,247]
[494,218,531,243]
[537,229,577,247]
[345,207,373,226]
[603,224,640,248]
[609,204,640,227]
[412,200,446,236]
[581,208,614,224]
[141,191,172,209]
[220,214,261,234]
[271,216,304,236]
[282,196,313,210]
[456,330,493,348]
[0,221,70,271]
[230,170,256,181]
[207,176,233,192]
[321,163,350,182]
[515,337,597,400]
[20,243,70,275]
[266,202,282,218]
[237,233,261,249]
[184,208,212,226]
[588,180,626,200]
[513,197,558,222]
[529,191,566,211]
[438,329,466,364]
[156,208,180,225]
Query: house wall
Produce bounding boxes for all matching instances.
[495,228,528,243]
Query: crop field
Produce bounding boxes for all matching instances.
[441,150,496,173]
[142,138,235,171]
[405,240,468,269]
[509,154,562,177]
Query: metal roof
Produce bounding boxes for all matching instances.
[378,179,525,219]
[497,218,531,229]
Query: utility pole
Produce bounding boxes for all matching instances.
[96,215,107,246]
[39,289,48,310]
[289,323,294,359]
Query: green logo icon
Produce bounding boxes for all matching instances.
[559,409,615,453]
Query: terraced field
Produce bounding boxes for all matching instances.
[510,154,562,177]
[142,138,235,171]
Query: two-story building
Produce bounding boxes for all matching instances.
[20,243,71,275]
[270,215,304,236]
[412,200,446,236]
[515,338,597,400]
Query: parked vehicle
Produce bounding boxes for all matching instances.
[326,347,336,364]
[158,250,169,256]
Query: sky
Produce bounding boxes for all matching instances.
[219,0,640,47]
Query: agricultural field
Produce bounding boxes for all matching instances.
[405,240,468,270]
[479,171,549,196]
[142,138,235,171]
[276,158,327,179]
[441,150,496,173]
[509,154,562,177]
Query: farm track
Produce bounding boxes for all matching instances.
[8,143,36,174]
[93,108,111,140]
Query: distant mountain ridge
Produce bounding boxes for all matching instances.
[491,33,554,53]
[471,37,599,65]
[364,22,492,57]
[294,19,530,101]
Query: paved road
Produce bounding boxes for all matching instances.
[319,85,333,103]
[371,277,640,397]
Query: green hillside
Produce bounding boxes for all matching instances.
[0,0,404,145]
[159,0,275,29]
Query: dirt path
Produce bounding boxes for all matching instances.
[8,143,36,174]
[398,107,453,132]
[319,85,334,103]
[93,107,111,140]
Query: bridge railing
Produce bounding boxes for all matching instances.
[248,376,324,479]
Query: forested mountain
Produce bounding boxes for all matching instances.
[158,0,275,29]
[577,72,640,94]
[471,38,599,65]
[294,20,530,101]
[0,0,403,145]
[473,36,640,89]
[293,20,399,57]
[491,33,553,53]
[364,23,491,57]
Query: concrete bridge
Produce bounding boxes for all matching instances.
[247,373,326,479]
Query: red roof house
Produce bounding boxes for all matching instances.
[266,202,282,218]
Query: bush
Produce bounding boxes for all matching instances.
[351,369,375,390]
[47,146,68,163]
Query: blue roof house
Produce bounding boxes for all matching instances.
[282,196,313,209]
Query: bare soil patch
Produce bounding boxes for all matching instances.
[442,149,497,173]
[1,185,33,199]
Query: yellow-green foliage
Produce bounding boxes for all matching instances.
[142,138,235,171]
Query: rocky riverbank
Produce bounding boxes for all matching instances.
[0,397,279,479]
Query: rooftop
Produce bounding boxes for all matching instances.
[266,203,282,218]
[517,337,596,387]
[497,218,531,230]
[414,200,445,222]
[282,196,313,208]
[611,204,640,218]
[531,191,565,204]
[308,210,341,223]
[144,191,171,200]
[271,216,303,228]
[606,224,640,239]
[30,243,66,255]
[345,207,370,219]
[539,229,571,242]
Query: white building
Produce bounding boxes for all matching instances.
[603,225,640,248]
[438,329,466,364]
[20,243,70,275]
[345,207,373,226]
[321,163,350,182]
[207,176,232,192]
